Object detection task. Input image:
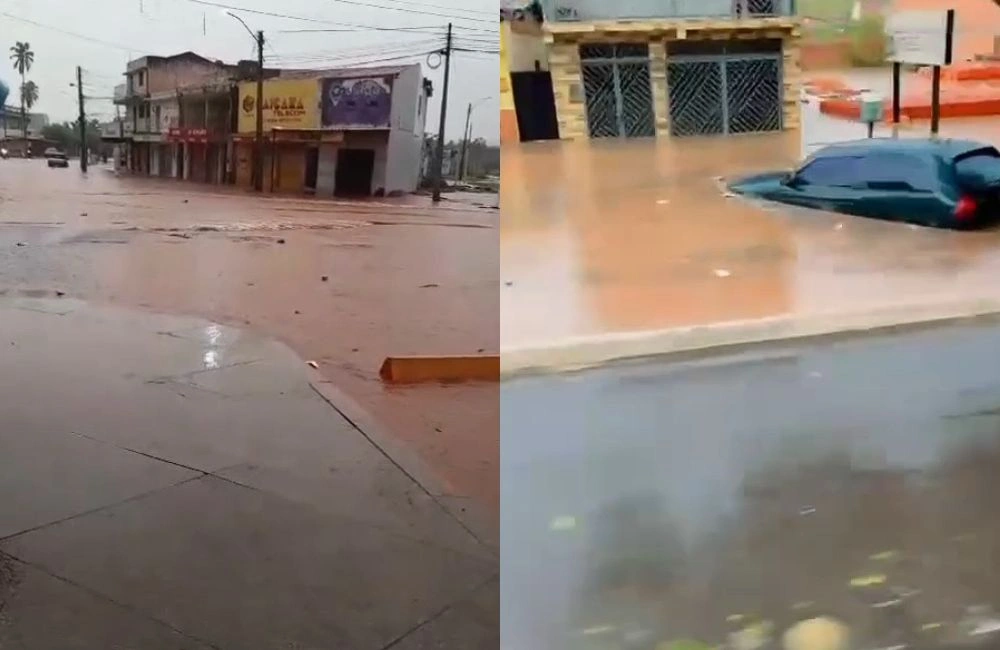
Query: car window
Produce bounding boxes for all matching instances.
[859,152,937,192]
[794,156,863,187]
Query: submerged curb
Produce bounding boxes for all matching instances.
[501,297,1000,377]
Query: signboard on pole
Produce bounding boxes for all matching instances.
[885,9,954,66]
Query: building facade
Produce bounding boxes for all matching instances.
[113,52,237,182]
[536,0,802,139]
[233,64,430,196]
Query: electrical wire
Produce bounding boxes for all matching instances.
[264,49,440,70]
[265,39,444,63]
[320,0,494,24]
[0,11,142,51]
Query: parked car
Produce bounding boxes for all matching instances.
[44,147,68,168]
[728,138,1000,229]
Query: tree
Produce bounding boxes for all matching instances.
[20,80,37,112]
[9,41,34,139]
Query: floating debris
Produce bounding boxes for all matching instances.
[782,617,849,650]
[580,625,615,636]
[306,361,319,369]
[849,574,886,588]
[713,268,732,278]
[549,515,577,531]
[799,506,817,516]
[656,199,670,205]
[870,550,899,562]
[920,622,944,632]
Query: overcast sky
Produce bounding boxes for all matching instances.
[1,0,499,143]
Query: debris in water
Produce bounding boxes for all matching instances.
[80,212,88,216]
[55,291,65,297]
[504,281,513,287]
[306,361,319,369]
[834,223,844,230]
[799,505,816,516]
[581,625,615,636]
[549,515,577,531]
[920,622,943,632]
[183,199,189,203]
[782,617,849,650]
[276,238,286,244]
[15,242,25,247]
[656,199,670,205]
[419,283,439,288]
[294,310,301,315]
[870,550,899,562]
[713,269,732,278]
[321,275,328,282]
[849,574,886,588]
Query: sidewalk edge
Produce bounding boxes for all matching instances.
[501,298,1000,377]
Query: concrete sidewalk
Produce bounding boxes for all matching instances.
[0,298,496,649]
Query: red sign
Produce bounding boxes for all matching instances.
[166,127,209,143]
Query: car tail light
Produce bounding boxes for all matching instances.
[955,195,978,221]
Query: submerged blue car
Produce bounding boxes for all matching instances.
[728,138,1000,229]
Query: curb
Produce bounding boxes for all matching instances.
[307,374,498,551]
[501,297,1000,377]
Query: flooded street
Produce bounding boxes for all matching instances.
[501,68,1000,649]
[503,321,1000,649]
[501,81,1000,352]
[0,161,500,526]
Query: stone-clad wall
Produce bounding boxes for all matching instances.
[546,21,802,140]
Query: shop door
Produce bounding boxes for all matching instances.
[510,71,559,141]
[334,149,375,196]
[580,43,655,138]
[666,39,783,137]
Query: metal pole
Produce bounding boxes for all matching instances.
[431,23,453,203]
[930,65,941,135]
[891,61,901,124]
[458,102,471,181]
[255,29,265,192]
[77,66,88,172]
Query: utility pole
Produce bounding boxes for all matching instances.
[458,102,471,181]
[254,29,264,192]
[431,23,452,202]
[77,66,88,173]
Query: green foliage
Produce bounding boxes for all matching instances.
[848,15,888,67]
[20,80,37,110]
[9,42,33,77]
[41,119,104,156]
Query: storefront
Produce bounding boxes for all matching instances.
[166,127,226,183]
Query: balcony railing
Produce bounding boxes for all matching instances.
[542,0,794,22]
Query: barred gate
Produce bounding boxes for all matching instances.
[580,44,655,139]
[667,54,782,137]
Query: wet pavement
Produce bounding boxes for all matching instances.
[0,160,500,531]
[501,320,1000,650]
[0,298,496,648]
[500,73,1000,356]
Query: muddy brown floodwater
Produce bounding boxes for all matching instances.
[0,160,500,523]
[501,99,1000,351]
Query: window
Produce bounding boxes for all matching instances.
[794,156,863,187]
[137,70,145,86]
[860,153,936,192]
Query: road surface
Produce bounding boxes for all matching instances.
[502,321,1000,650]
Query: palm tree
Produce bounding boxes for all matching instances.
[20,81,38,114]
[9,42,34,139]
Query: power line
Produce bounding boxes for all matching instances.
[341,0,496,17]
[0,11,141,51]
[320,0,494,24]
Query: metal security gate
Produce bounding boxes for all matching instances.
[580,44,655,138]
[667,54,782,137]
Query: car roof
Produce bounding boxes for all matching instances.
[813,138,991,161]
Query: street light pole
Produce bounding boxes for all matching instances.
[225,11,265,192]
[255,30,264,192]
[458,96,491,181]
[431,23,452,203]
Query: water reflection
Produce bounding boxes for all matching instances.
[501,323,1000,650]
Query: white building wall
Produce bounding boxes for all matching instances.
[384,64,425,194]
[316,144,338,196]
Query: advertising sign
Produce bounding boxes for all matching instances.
[885,10,954,66]
[321,76,393,128]
[238,78,320,133]
[166,127,209,143]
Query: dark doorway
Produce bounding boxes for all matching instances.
[335,148,375,197]
[510,71,559,141]
[176,144,185,179]
[304,147,319,192]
